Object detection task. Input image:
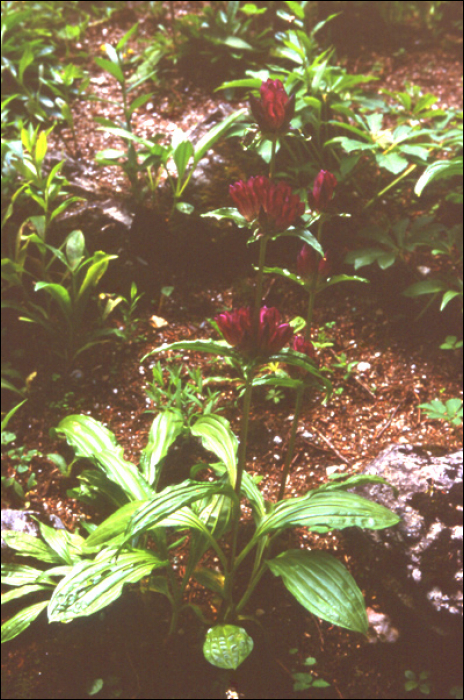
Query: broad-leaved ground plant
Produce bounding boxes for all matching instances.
[1,77,401,674]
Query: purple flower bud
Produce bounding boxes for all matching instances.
[292,335,317,361]
[297,244,331,278]
[308,170,337,211]
[249,79,295,134]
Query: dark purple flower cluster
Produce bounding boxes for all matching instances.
[215,306,294,358]
[229,176,304,232]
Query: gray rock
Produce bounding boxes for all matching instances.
[1,509,65,550]
[345,444,463,637]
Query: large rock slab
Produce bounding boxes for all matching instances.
[345,444,463,638]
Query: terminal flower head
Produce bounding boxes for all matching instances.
[229,176,304,232]
[249,79,295,135]
[215,306,293,358]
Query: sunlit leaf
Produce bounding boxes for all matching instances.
[268,550,368,633]
[255,490,400,537]
[48,550,166,623]
[1,601,49,643]
[140,410,184,488]
[191,415,238,488]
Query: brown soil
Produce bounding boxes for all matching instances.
[2,2,463,699]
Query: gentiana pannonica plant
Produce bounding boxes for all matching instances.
[1,78,400,673]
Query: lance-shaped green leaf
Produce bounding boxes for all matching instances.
[268,550,368,634]
[1,600,49,643]
[262,265,305,287]
[65,229,85,271]
[315,472,399,497]
[83,501,146,554]
[34,282,71,320]
[172,132,194,179]
[319,274,369,291]
[269,228,324,256]
[202,207,249,228]
[94,56,124,84]
[193,109,246,165]
[415,156,463,196]
[1,531,63,564]
[125,480,232,542]
[1,584,52,605]
[402,279,448,297]
[36,520,84,565]
[141,339,237,364]
[1,562,67,590]
[189,493,233,565]
[270,349,332,395]
[140,410,184,488]
[191,415,238,488]
[48,550,166,623]
[203,625,254,669]
[76,252,118,307]
[241,470,266,520]
[206,461,266,521]
[52,415,153,500]
[256,490,400,537]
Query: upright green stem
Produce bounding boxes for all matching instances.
[363,163,417,210]
[277,381,304,500]
[278,216,326,497]
[252,234,268,338]
[269,137,277,179]
[305,216,325,339]
[221,371,254,622]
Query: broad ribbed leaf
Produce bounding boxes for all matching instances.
[256,491,400,537]
[1,531,63,564]
[241,470,266,520]
[48,550,166,623]
[53,414,122,455]
[189,493,233,564]
[203,625,254,669]
[126,480,231,542]
[140,410,183,488]
[1,563,49,587]
[36,521,84,564]
[83,501,146,553]
[1,601,49,643]
[268,550,368,633]
[1,584,51,605]
[53,415,153,500]
[191,415,238,488]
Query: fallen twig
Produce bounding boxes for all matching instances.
[304,427,352,465]
[375,401,404,440]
